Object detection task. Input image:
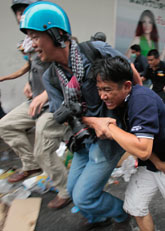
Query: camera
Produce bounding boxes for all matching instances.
[54,101,90,152]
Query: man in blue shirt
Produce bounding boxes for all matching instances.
[20,2,142,230]
[84,56,165,231]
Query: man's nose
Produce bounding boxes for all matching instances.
[32,41,37,48]
[100,91,108,100]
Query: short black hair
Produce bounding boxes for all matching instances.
[90,32,106,42]
[12,3,28,14]
[130,44,141,52]
[147,49,159,59]
[91,56,133,84]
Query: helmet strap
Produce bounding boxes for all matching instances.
[47,28,66,48]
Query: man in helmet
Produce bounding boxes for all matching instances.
[0,0,71,210]
[90,32,107,42]
[20,2,142,230]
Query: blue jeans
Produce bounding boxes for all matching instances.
[67,142,128,223]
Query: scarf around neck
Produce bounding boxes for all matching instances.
[54,40,84,105]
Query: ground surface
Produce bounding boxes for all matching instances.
[0,140,165,231]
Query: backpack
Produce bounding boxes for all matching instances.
[78,41,103,63]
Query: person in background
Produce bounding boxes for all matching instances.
[130,44,152,87]
[83,56,165,231]
[0,0,71,209]
[142,49,165,103]
[130,44,148,76]
[20,2,142,230]
[90,31,141,86]
[0,0,34,82]
[126,9,159,58]
[90,32,107,42]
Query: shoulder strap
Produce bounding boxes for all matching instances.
[78,41,103,63]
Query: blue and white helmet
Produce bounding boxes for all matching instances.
[20,1,71,47]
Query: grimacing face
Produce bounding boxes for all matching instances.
[96,75,131,110]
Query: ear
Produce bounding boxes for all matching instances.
[124,81,132,91]
[59,29,64,35]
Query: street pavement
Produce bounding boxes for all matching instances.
[0,141,165,231]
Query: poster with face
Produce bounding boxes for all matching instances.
[115,0,165,58]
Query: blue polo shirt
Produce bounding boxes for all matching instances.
[126,85,165,171]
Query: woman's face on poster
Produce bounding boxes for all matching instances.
[142,15,153,34]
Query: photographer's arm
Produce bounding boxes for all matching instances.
[0,61,30,82]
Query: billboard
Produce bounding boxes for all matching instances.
[115,0,165,58]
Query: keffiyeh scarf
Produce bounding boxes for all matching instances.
[54,40,84,105]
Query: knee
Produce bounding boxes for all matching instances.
[72,187,89,209]
[67,182,86,206]
[124,193,148,217]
